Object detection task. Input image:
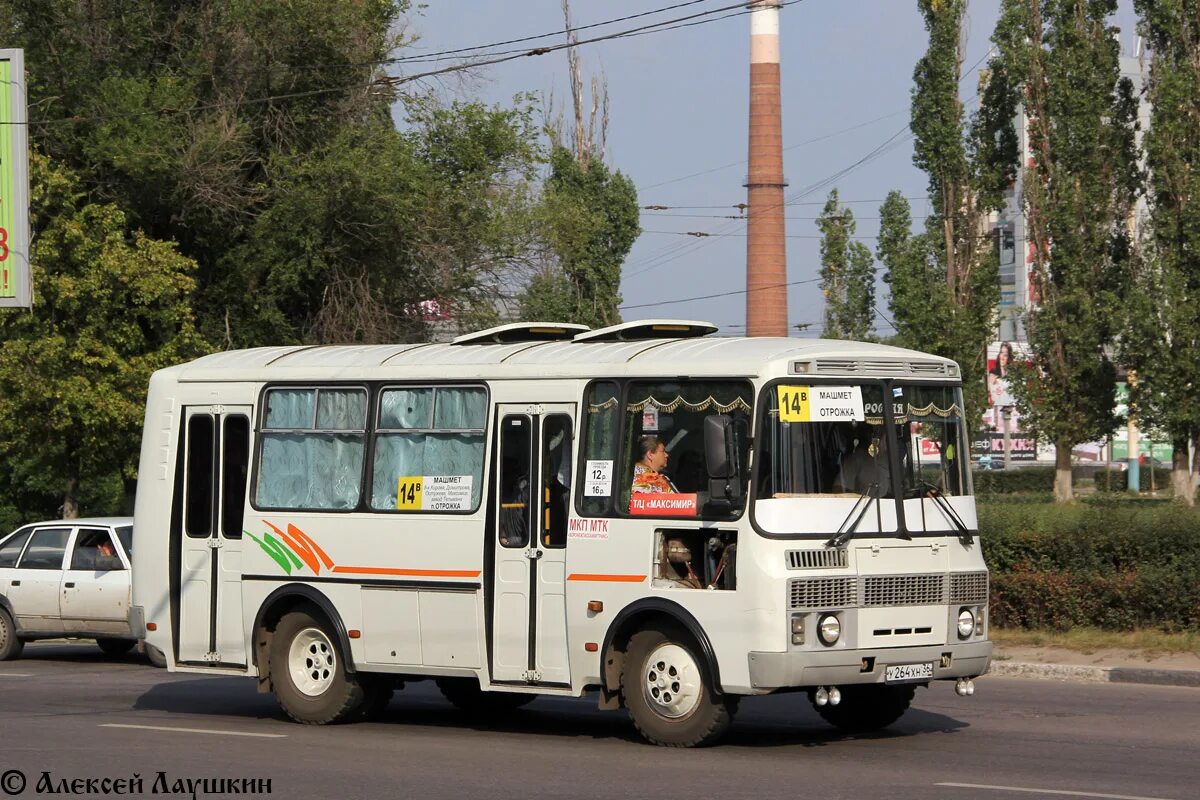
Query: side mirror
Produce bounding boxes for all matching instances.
[704,415,736,479]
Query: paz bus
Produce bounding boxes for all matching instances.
[131,320,990,747]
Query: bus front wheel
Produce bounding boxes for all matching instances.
[269,609,364,725]
[621,625,735,747]
[810,683,916,733]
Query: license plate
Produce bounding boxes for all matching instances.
[885,662,934,683]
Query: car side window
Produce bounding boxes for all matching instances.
[70,529,124,571]
[0,529,33,568]
[17,528,71,570]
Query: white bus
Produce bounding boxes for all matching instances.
[131,320,990,747]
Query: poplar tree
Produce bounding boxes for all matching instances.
[992,0,1140,502]
[896,0,1017,426]
[818,190,875,341]
[1128,0,1200,504]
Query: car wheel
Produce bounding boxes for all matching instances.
[96,638,136,657]
[810,684,916,733]
[620,625,735,747]
[145,644,168,668]
[435,677,535,716]
[269,609,364,725]
[0,609,24,661]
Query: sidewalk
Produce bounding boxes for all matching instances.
[989,643,1200,688]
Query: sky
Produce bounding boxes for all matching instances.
[400,1,1141,338]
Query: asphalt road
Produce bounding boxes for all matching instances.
[1,642,1197,800]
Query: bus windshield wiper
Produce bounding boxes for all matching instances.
[919,481,974,545]
[826,483,879,549]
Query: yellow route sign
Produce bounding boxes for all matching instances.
[396,476,423,509]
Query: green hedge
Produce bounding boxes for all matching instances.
[973,466,1057,494]
[980,502,1200,631]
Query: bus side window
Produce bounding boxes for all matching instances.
[498,416,532,548]
[542,415,572,549]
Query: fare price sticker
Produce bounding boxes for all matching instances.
[777,385,865,423]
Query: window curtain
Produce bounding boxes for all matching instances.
[265,389,314,428]
[371,433,484,510]
[380,389,434,429]
[317,389,366,429]
[257,434,364,509]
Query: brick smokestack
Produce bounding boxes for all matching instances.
[745,0,788,337]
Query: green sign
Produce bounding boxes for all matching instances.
[0,49,30,308]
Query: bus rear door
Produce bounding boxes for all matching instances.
[491,404,575,686]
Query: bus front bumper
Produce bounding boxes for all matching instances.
[746,641,992,690]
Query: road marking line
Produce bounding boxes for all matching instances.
[0,673,34,677]
[937,783,1176,800]
[99,723,286,739]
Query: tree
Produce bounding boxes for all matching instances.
[879,191,944,351]
[993,0,1140,502]
[0,154,208,519]
[817,190,875,340]
[1127,0,1200,505]
[894,0,1016,427]
[519,2,640,328]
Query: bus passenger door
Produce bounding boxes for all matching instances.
[491,405,574,686]
[177,407,252,666]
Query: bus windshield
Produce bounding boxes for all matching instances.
[754,381,971,536]
[757,382,901,500]
[893,383,970,498]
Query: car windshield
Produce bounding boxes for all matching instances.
[116,525,133,556]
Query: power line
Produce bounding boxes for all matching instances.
[619,277,822,311]
[11,0,805,127]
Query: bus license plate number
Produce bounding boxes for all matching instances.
[885,662,933,683]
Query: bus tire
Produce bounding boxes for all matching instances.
[811,684,915,733]
[0,609,23,661]
[436,677,535,716]
[96,638,136,657]
[621,625,735,747]
[270,609,364,725]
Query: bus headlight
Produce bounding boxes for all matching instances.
[957,608,976,639]
[817,614,841,646]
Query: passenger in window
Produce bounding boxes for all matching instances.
[837,423,890,496]
[632,435,678,494]
[97,539,115,560]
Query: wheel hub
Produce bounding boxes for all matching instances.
[288,627,336,697]
[642,643,701,719]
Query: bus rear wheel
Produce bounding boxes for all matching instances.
[811,684,916,733]
[621,625,735,747]
[269,609,364,725]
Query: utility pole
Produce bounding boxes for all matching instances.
[744,0,788,337]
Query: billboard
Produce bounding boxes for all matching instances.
[978,340,1037,461]
[0,49,31,308]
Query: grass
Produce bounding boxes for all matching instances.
[991,627,1200,656]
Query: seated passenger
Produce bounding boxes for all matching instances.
[631,435,678,494]
[838,424,890,496]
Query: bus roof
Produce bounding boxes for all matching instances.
[163,329,959,383]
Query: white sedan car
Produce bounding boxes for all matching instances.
[0,517,138,660]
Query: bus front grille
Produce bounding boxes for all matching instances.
[789,576,858,610]
[863,573,946,606]
[950,571,989,604]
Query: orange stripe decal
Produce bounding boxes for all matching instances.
[567,573,647,583]
[332,566,481,578]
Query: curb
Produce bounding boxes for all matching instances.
[987,660,1200,688]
